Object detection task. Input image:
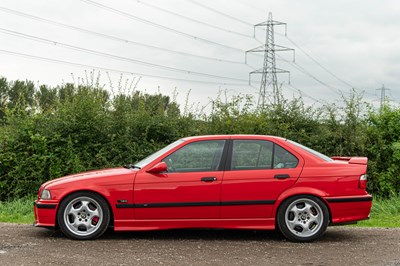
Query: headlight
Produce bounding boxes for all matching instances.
[40,189,52,200]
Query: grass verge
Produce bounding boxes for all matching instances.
[353,194,400,228]
[0,197,35,224]
[0,195,399,227]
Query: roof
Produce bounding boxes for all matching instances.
[182,135,286,141]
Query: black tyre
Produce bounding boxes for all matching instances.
[277,195,329,242]
[57,191,110,240]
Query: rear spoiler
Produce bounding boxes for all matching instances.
[331,156,368,165]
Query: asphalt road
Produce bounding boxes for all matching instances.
[0,223,399,266]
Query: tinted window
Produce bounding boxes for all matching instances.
[274,144,299,168]
[163,140,225,173]
[231,140,273,170]
[287,140,333,162]
[231,140,298,170]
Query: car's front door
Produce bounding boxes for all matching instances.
[221,138,303,219]
[134,139,226,219]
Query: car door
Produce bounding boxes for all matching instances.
[134,139,226,219]
[220,138,303,219]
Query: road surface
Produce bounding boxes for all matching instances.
[0,223,399,265]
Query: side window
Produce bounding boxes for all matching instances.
[274,144,299,169]
[163,140,225,173]
[231,140,273,170]
[230,140,299,170]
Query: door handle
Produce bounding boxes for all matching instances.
[201,177,217,182]
[274,174,290,179]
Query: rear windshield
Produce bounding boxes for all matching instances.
[287,140,333,162]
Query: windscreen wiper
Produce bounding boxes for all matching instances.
[124,164,141,169]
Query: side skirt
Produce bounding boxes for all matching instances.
[113,218,276,231]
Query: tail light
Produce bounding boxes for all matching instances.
[359,174,368,189]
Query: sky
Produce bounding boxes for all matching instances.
[1,0,399,110]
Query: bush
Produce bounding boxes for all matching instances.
[0,76,399,200]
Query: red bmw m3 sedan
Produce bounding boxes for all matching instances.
[34,135,372,242]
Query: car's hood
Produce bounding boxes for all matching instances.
[42,167,135,188]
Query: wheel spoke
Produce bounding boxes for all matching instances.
[289,205,302,216]
[71,220,81,229]
[68,204,81,216]
[301,223,311,234]
[304,203,313,214]
[308,215,319,224]
[87,207,99,217]
[287,219,297,228]
[81,200,90,211]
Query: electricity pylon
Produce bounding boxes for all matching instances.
[246,12,293,108]
[376,84,390,111]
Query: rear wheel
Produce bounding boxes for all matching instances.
[57,192,110,240]
[277,195,329,242]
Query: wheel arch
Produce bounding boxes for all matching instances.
[273,188,333,223]
[55,189,115,229]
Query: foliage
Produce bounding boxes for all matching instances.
[0,196,35,224]
[0,76,399,200]
[366,106,400,196]
[354,194,400,228]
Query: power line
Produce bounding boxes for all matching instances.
[277,33,376,96]
[0,27,248,82]
[0,6,247,65]
[0,49,253,86]
[186,0,253,27]
[80,0,245,52]
[179,2,361,97]
[137,0,253,38]
[276,54,343,96]
[285,83,325,104]
[284,35,355,88]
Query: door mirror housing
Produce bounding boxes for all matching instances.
[147,162,168,174]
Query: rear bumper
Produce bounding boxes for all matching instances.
[34,200,59,227]
[324,195,372,224]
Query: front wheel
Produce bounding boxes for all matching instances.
[57,192,110,240]
[277,195,329,242]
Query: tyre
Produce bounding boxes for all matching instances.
[57,191,110,240]
[277,195,329,242]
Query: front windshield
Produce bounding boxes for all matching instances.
[287,140,333,162]
[133,139,185,168]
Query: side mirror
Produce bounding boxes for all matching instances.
[146,162,168,174]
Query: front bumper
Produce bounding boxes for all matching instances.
[34,200,59,227]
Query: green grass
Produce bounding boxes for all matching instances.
[354,195,400,228]
[0,197,35,224]
[0,195,399,227]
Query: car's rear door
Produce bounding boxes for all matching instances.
[220,137,303,219]
[134,139,227,219]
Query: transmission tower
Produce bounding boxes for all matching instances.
[246,13,293,107]
[376,84,391,111]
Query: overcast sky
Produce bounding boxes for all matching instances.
[1,0,399,109]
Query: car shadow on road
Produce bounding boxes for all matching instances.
[105,228,285,242]
[32,226,356,243]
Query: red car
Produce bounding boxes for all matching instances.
[34,135,372,242]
